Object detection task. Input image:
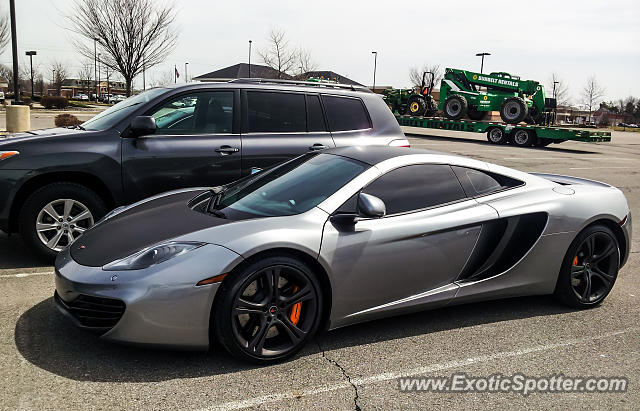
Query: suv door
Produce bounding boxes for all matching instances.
[240,90,335,176]
[320,164,499,327]
[122,89,241,202]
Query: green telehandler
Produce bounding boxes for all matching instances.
[438,68,556,124]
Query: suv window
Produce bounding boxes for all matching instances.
[322,95,370,131]
[451,166,523,197]
[247,91,306,133]
[150,91,233,134]
[363,164,466,215]
[307,95,327,132]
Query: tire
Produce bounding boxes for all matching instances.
[554,224,620,309]
[499,97,528,124]
[486,127,508,144]
[19,182,107,262]
[510,129,535,147]
[406,95,427,117]
[467,107,489,121]
[213,255,323,364]
[443,95,468,120]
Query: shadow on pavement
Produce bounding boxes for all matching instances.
[15,295,574,382]
[0,232,48,270]
[405,133,599,155]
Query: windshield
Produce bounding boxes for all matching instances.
[209,153,368,219]
[82,88,169,131]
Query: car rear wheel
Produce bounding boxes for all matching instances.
[554,224,620,308]
[213,255,323,363]
[19,182,107,262]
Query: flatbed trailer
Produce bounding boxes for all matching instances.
[395,115,611,148]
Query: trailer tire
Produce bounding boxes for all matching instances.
[511,129,535,147]
[486,127,508,145]
[407,95,427,117]
[500,97,528,124]
[443,95,467,120]
[467,107,489,121]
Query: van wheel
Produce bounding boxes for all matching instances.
[19,182,107,262]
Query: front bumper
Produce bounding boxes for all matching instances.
[54,243,243,350]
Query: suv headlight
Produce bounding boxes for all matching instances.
[103,241,205,271]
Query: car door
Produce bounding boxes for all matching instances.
[240,90,335,176]
[320,164,499,327]
[121,89,241,202]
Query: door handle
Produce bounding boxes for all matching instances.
[309,143,328,151]
[215,145,239,154]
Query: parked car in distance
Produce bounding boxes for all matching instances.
[0,79,407,260]
[0,91,5,103]
[73,94,89,101]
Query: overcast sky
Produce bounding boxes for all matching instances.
[1,0,638,103]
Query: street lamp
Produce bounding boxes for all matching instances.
[97,53,101,100]
[25,51,36,99]
[185,62,189,83]
[553,80,559,125]
[371,51,378,92]
[475,52,491,74]
[9,0,21,103]
[248,40,252,78]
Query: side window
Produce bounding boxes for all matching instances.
[451,166,523,197]
[307,95,327,132]
[363,165,466,215]
[151,91,233,135]
[322,95,370,131]
[247,91,306,133]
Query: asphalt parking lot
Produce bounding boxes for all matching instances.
[1,129,639,409]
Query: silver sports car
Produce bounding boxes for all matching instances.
[54,146,632,363]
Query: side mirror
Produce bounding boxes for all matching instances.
[358,193,386,218]
[129,116,156,137]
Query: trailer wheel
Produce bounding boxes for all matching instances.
[500,97,528,124]
[511,129,535,147]
[486,127,508,144]
[443,95,467,120]
[407,95,427,117]
[467,107,489,121]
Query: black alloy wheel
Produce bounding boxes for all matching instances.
[214,256,322,363]
[555,225,620,308]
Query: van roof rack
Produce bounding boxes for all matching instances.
[228,78,372,93]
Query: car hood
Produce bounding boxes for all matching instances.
[70,189,232,267]
[0,127,87,145]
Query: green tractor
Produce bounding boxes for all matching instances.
[438,68,556,124]
[382,72,438,116]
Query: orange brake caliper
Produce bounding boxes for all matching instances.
[573,256,579,266]
[289,286,302,326]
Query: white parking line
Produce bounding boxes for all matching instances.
[0,271,53,279]
[209,327,639,410]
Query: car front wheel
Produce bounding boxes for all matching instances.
[213,255,323,364]
[19,182,107,262]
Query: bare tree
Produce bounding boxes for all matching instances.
[409,64,442,90]
[0,11,9,53]
[581,76,605,123]
[259,28,297,78]
[547,73,570,106]
[50,61,68,96]
[77,61,94,95]
[296,47,317,77]
[35,73,44,96]
[68,0,178,96]
[149,69,175,87]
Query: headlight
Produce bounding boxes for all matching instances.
[103,241,205,271]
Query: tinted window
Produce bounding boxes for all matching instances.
[363,164,466,214]
[307,95,326,132]
[451,166,523,197]
[150,91,233,134]
[322,95,370,131]
[247,91,306,132]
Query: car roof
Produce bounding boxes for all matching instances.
[323,146,446,166]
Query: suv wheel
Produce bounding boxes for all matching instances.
[19,182,107,262]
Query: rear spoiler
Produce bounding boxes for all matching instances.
[529,173,611,188]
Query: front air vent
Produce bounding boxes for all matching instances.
[55,292,125,333]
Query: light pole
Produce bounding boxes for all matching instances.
[553,80,559,124]
[9,0,21,103]
[142,55,146,90]
[52,69,56,96]
[475,52,491,74]
[371,51,377,92]
[25,51,36,99]
[94,38,98,101]
[97,53,101,100]
[248,40,252,78]
[185,62,189,83]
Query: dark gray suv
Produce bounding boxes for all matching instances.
[0,79,407,260]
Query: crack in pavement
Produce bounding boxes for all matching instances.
[316,339,361,411]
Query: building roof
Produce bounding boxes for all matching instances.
[194,63,293,81]
[301,71,364,86]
